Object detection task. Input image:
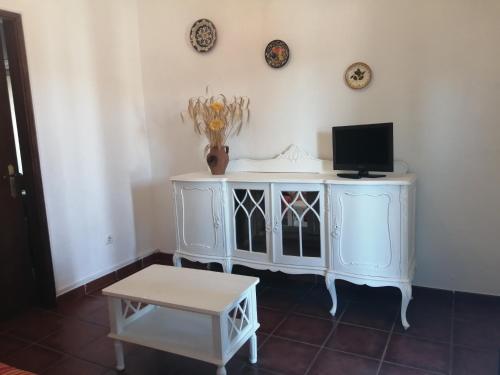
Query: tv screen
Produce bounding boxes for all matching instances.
[332,123,393,177]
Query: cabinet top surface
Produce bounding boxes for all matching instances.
[170,171,416,185]
[103,265,259,315]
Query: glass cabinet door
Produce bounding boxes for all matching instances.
[231,184,270,260]
[273,184,325,266]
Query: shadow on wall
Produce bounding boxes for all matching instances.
[131,182,155,255]
[317,129,332,160]
[150,126,207,253]
[151,177,177,254]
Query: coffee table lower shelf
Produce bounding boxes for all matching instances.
[109,305,256,366]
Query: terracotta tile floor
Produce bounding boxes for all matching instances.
[0,264,499,375]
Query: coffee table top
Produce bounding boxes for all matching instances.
[102,265,259,315]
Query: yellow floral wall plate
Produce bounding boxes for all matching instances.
[345,62,372,89]
[265,40,290,68]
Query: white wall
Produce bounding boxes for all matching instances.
[0,0,156,294]
[1,0,498,296]
[137,0,500,295]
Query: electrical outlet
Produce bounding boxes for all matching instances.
[106,235,113,245]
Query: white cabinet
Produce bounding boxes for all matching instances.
[171,170,416,329]
[326,183,415,328]
[173,182,226,258]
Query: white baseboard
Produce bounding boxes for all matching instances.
[56,248,159,297]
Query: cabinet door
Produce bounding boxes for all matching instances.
[331,185,401,278]
[272,184,325,267]
[230,183,270,261]
[174,182,225,257]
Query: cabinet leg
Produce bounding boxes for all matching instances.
[114,340,125,371]
[249,333,257,364]
[216,365,226,375]
[173,253,182,268]
[325,273,338,316]
[399,283,412,330]
[222,260,233,274]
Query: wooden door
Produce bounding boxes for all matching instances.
[0,25,36,318]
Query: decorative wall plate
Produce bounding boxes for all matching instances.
[190,19,217,53]
[345,62,372,89]
[264,40,290,68]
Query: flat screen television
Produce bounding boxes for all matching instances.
[332,123,393,179]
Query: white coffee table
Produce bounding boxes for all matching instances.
[102,265,259,375]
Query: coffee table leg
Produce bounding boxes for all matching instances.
[249,333,257,364]
[114,340,125,371]
[216,365,226,375]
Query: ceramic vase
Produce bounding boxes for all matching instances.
[206,146,229,175]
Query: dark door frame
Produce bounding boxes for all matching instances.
[1,9,56,308]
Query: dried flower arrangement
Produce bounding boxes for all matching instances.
[182,93,250,174]
[183,94,250,148]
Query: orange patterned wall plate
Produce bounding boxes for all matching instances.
[264,40,290,68]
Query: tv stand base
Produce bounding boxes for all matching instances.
[337,171,386,179]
